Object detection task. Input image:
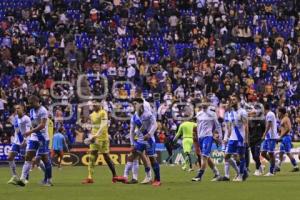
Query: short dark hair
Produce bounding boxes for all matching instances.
[264,103,271,110]
[231,94,240,101]
[28,95,40,103]
[278,107,287,115]
[58,126,65,133]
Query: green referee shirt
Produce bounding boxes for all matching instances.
[175,121,197,139]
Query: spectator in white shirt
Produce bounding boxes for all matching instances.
[169,15,179,28]
[126,65,136,79]
[126,52,137,67]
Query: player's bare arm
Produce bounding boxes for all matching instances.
[262,121,271,140]
[24,118,46,137]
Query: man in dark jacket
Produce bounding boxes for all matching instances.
[246,106,265,176]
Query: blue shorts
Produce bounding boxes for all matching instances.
[134,141,156,157]
[27,140,50,156]
[226,140,245,155]
[9,143,21,154]
[261,139,277,153]
[280,135,292,153]
[199,136,213,157]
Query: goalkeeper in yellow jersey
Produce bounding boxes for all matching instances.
[82,101,124,184]
[173,121,197,172]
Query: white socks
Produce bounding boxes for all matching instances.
[132,160,139,180]
[212,166,220,176]
[124,162,133,178]
[39,160,46,172]
[8,160,17,177]
[229,158,239,174]
[224,161,230,178]
[21,161,32,180]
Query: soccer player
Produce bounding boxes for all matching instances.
[7,104,31,184]
[260,104,279,176]
[120,100,161,186]
[173,121,197,172]
[16,95,53,186]
[122,108,153,184]
[193,127,221,181]
[219,95,249,182]
[219,104,240,179]
[51,126,69,169]
[82,101,121,184]
[192,100,222,182]
[277,107,299,172]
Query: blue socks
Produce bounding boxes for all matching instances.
[291,158,297,167]
[239,158,246,176]
[270,162,275,174]
[152,162,160,181]
[196,169,205,179]
[145,167,150,173]
[44,161,52,181]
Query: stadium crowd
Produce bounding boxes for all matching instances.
[0,0,300,145]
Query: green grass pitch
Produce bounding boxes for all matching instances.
[0,164,300,200]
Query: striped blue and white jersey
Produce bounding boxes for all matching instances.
[223,111,230,141]
[13,115,31,145]
[265,111,279,139]
[129,109,157,145]
[196,109,222,138]
[228,108,248,142]
[29,106,49,141]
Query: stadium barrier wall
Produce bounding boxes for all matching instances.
[1,144,299,166]
[0,144,161,166]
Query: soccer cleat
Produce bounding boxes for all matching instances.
[7,176,19,185]
[113,176,128,184]
[188,168,194,172]
[217,176,230,181]
[81,178,94,184]
[141,176,152,184]
[264,172,275,177]
[254,170,262,176]
[42,180,54,187]
[15,179,26,187]
[222,176,230,181]
[127,179,138,184]
[181,166,187,171]
[211,175,221,182]
[242,171,249,181]
[274,166,281,173]
[191,177,201,182]
[152,180,161,186]
[112,176,127,183]
[233,175,243,182]
[290,167,299,172]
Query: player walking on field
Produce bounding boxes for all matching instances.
[218,95,249,182]
[277,107,299,172]
[16,95,53,187]
[173,121,197,172]
[7,104,31,185]
[82,101,123,184]
[118,99,161,186]
[121,105,153,184]
[192,99,222,182]
[260,104,279,176]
